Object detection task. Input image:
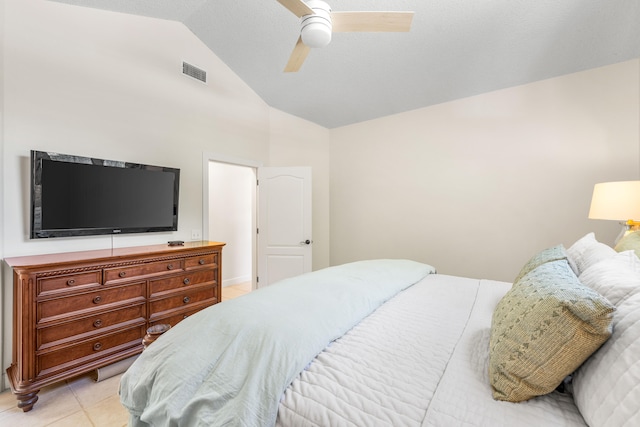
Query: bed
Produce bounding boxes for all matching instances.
[119,233,640,427]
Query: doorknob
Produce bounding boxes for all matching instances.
[300,239,313,245]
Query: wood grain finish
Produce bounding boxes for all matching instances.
[5,241,225,412]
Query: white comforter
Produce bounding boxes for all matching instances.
[277,274,587,427]
[120,260,435,427]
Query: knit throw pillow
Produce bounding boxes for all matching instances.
[489,259,614,402]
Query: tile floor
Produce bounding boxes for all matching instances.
[219,281,252,300]
[0,283,252,426]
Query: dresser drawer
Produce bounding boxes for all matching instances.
[38,282,146,323]
[184,252,218,270]
[104,260,183,283]
[150,286,217,316]
[37,304,146,350]
[36,325,145,378]
[149,301,214,327]
[149,269,216,297]
[38,271,102,296]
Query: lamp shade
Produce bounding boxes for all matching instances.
[588,181,640,221]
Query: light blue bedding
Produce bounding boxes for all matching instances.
[119,259,435,427]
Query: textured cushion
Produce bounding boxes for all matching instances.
[513,245,568,284]
[572,292,640,427]
[614,230,640,259]
[489,259,615,402]
[579,250,640,306]
[566,232,616,276]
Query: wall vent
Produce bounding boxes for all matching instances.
[182,61,207,83]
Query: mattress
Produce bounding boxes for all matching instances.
[277,275,587,427]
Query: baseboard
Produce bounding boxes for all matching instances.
[222,275,251,287]
[94,355,138,382]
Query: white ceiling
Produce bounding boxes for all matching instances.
[50,0,640,128]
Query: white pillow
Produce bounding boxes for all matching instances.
[579,250,640,306]
[567,232,616,276]
[572,292,640,427]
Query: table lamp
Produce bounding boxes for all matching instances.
[588,181,640,243]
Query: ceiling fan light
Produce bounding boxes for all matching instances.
[300,0,332,48]
[301,22,332,48]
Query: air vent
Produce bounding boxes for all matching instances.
[182,61,207,83]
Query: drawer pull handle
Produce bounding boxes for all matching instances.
[93,296,102,304]
[199,259,205,265]
[167,264,174,270]
[183,278,191,285]
[93,342,102,351]
[119,272,126,278]
[93,319,103,328]
[66,279,76,286]
[183,296,191,304]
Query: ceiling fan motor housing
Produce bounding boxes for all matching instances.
[300,0,332,48]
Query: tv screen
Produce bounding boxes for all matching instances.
[31,150,180,238]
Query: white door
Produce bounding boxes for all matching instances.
[257,167,312,288]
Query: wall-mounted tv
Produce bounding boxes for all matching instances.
[30,150,180,239]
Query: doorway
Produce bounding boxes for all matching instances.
[204,154,260,291]
[202,153,313,291]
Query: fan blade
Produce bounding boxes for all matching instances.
[277,0,314,18]
[332,11,414,32]
[284,36,311,72]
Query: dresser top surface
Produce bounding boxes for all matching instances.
[5,241,225,269]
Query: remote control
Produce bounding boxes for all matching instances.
[168,240,184,246]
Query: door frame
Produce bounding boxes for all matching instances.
[202,152,262,291]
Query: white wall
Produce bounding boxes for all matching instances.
[209,162,254,287]
[0,0,6,391]
[3,0,272,257]
[330,60,640,282]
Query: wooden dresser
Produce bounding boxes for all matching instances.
[4,241,224,412]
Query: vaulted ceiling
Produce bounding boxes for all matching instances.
[50,0,640,128]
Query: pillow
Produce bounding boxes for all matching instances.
[489,259,615,402]
[512,244,567,284]
[579,250,640,306]
[566,232,616,276]
[614,230,640,259]
[572,292,640,427]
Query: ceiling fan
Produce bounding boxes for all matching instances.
[277,0,414,72]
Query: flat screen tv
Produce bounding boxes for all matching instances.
[30,150,180,239]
